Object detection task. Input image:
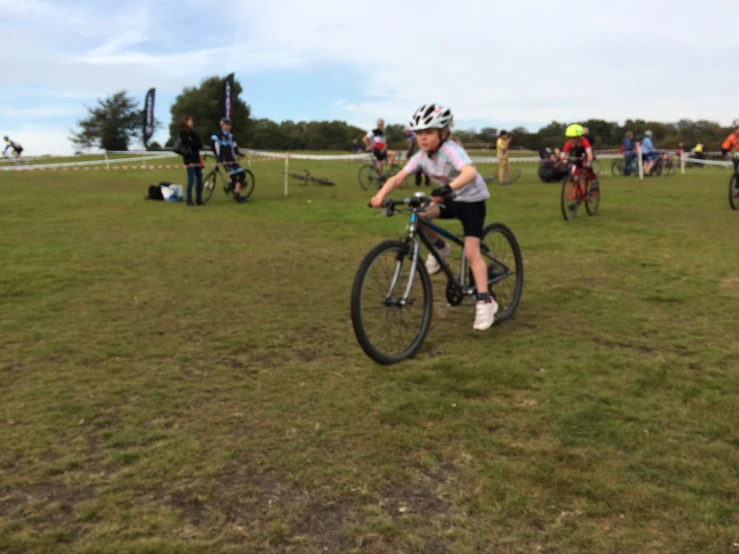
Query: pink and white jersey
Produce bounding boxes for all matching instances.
[403,141,489,203]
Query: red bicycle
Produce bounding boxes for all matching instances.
[560,157,600,221]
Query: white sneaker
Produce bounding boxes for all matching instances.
[425,241,452,274]
[473,300,498,331]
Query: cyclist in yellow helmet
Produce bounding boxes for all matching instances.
[560,124,597,188]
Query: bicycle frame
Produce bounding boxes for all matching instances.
[564,164,592,202]
[384,207,513,305]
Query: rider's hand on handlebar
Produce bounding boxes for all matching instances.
[431,184,452,203]
[369,195,385,208]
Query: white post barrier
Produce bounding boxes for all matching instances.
[637,144,644,180]
[681,152,685,175]
[104,151,110,170]
[284,155,289,197]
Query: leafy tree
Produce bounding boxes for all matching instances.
[70,91,142,151]
[169,75,252,148]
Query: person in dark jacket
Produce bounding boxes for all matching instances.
[179,115,204,206]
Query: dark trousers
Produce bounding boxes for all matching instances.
[186,166,203,202]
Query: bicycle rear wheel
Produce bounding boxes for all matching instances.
[561,176,580,221]
[351,240,433,365]
[729,174,739,210]
[479,223,524,324]
[241,169,255,199]
[585,176,600,216]
[203,171,217,203]
[358,164,379,191]
[663,157,676,177]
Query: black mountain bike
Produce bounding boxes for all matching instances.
[358,153,402,191]
[351,192,524,365]
[202,154,255,203]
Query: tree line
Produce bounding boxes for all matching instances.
[70,76,733,153]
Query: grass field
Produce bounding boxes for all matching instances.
[1,158,738,553]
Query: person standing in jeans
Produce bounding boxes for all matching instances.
[496,130,511,186]
[179,115,204,206]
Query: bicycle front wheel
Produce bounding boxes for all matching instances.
[351,240,433,365]
[591,159,601,176]
[729,174,739,210]
[561,176,580,221]
[203,171,217,203]
[611,160,623,177]
[480,223,524,324]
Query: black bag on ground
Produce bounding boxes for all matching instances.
[145,181,171,200]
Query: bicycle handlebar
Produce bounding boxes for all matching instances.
[367,192,450,215]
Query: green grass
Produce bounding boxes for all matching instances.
[0,158,738,553]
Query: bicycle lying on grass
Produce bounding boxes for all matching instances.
[288,169,335,186]
[351,192,524,365]
[202,153,255,203]
[484,168,522,186]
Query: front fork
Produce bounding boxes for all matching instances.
[385,237,421,306]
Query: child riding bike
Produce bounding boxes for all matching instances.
[560,124,598,189]
[369,103,497,331]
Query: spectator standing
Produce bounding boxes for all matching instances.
[622,130,635,176]
[496,130,511,186]
[179,115,204,206]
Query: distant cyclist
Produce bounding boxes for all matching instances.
[721,119,739,174]
[3,136,23,160]
[641,130,658,175]
[363,118,396,178]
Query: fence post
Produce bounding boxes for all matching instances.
[681,152,685,175]
[284,154,289,197]
[104,151,110,170]
[637,144,643,180]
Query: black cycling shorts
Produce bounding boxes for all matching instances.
[227,167,245,185]
[373,149,388,162]
[438,198,486,238]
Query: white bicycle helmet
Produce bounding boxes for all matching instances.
[408,104,453,131]
[732,119,739,129]
[645,130,653,137]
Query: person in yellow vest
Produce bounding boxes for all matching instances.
[496,130,511,186]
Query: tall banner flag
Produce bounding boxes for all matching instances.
[143,88,156,149]
[221,73,235,121]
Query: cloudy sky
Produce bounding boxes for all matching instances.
[1,0,737,155]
